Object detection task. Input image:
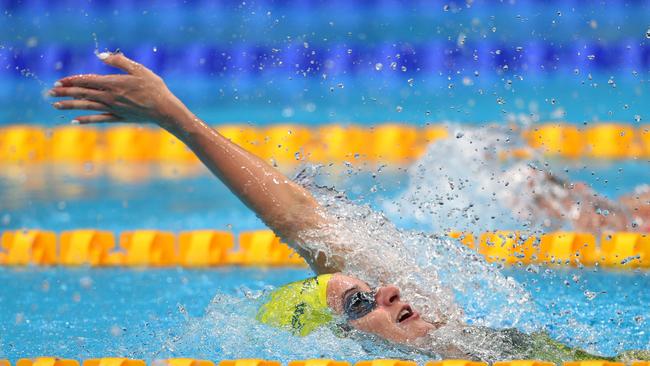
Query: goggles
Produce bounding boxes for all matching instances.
[343,290,377,320]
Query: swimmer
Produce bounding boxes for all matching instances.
[500,163,650,233]
[396,127,650,234]
[49,52,650,362]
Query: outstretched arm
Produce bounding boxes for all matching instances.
[50,52,341,273]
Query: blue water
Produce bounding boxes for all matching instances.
[0,267,648,362]
[1,159,649,360]
[2,0,650,361]
[1,160,649,232]
[2,0,650,124]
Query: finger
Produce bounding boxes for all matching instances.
[49,87,108,103]
[73,113,122,125]
[98,52,149,76]
[56,74,114,89]
[53,100,109,111]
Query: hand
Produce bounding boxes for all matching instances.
[49,52,187,127]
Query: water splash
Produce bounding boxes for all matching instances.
[287,164,539,360]
[157,126,635,361]
[92,32,101,57]
[0,43,47,89]
[386,125,538,234]
[155,290,430,363]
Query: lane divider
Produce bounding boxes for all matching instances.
[426,362,487,366]
[3,359,649,366]
[0,229,306,267]
[16,358,79,366]
[2,123,648,165]
[164,360,215,366]
[449,230,650,268]
[1,229,650,268]
[493,362,554,366]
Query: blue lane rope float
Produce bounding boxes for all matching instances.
[2,41,649,77]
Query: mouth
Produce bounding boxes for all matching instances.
[397,305,418,323]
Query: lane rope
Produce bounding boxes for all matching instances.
[1,229,649,268]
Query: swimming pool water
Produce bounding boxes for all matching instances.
[2,0,650,362]
[1,158,649,361]
[1,267,648,362]
[1,160,649,232]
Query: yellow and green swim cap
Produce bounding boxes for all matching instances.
[257,274,333,336]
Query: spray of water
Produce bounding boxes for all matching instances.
[155,290,431,363]
[92,32,101,58]
[163,125,622,361]
[386,125,541,233]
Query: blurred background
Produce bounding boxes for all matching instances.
[1,0,649,125]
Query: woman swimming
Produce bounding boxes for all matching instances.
[49,52,649,363]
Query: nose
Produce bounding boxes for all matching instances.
[375,285,400,306]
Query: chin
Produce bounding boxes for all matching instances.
[403,320,435,340]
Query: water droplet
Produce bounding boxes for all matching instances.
[152,46,157,52]
[607,78,616,88]
[407,78,414,86]
[646,28,650,39]
[496,97,506,105]
[110,325,125,337]
[375,63,383,71]
[457,33,466,46]
[634,115,642,122]
[396,105,403,112]
[587,54,596,61]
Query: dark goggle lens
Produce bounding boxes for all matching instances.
[343,291,377,320]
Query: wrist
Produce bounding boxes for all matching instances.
[156,95,198,134]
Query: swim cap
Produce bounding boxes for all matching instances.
[257,274,333,336]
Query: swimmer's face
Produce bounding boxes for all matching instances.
[326,273,435,343]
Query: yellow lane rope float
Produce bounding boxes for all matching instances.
[1,123,648,164]
[4,358,650,366]
[0,229,648,268]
